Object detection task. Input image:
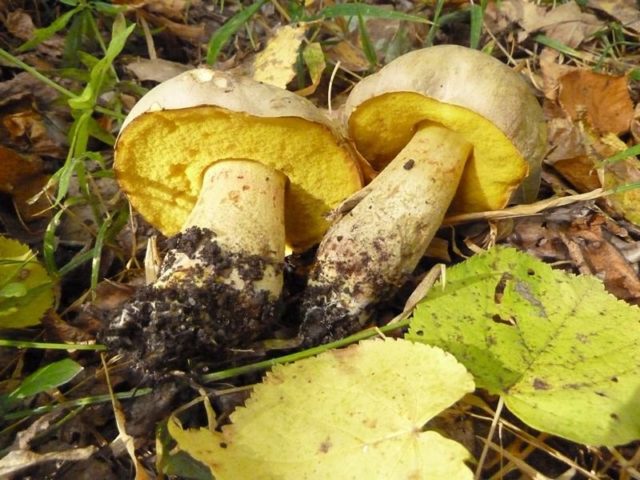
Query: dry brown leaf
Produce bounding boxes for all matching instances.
[507,210,640,304]
[0,72,59,107]
[0,145,43,194]
[252,24,307,88]
[12,174,52,221]
[631,103,640,143]
[558,70,634,135]
[125,57,190,83]
[565,220,640,304]
[489,0,602,47]
[0,447,97,477]
[539,48,577,101]
[587,0,640,34]
[3,9,65,56]
[2,109,66,158]
[4,9,34,41]
[326,41,370,72]
[141,11,205,42]
[113,0,199,18]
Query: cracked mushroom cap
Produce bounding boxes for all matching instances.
[115,68,363,251]
[344,45,547,213]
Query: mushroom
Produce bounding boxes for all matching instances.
[107,68,362,371]
[300,45,547,344]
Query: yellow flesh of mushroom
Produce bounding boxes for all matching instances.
[348,92,529,213]
[116,106,362,251]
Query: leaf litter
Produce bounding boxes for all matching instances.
[1,0,640,478]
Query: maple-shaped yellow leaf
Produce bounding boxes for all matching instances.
[169,338,475,480]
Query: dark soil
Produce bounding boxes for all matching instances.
[101,227,282,377]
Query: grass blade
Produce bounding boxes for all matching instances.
[0,339,106,351]
[425,0,445,47]
[4,388,152,421]
[469,4,484,49]
[206,0,267,64]
[596,143,640,167]
[68,14,135,110]
[357,14,377,69]
[17,5,83,52]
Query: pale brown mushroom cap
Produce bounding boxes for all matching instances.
[115,68,363,250]
[344,45,547,212]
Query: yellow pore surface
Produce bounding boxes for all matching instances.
[349,92,528,213]
[115,106,362,250]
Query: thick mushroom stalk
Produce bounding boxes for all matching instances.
[301,125,471,344]
[159,160,286,299]
[110,160,287,372]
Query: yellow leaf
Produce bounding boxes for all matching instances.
[169,338,474,480]
[296,42,326,97]
[252,24,307,88]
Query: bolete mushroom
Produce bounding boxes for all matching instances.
[300,45,547,344]
[107,68,362,371]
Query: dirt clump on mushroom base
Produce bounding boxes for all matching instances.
[103,227,281,376]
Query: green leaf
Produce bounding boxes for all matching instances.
[0,236,54,328]
[9,358,83,399]
[0,282,27,298]
[67,14,134,111]
[16,5,83,52]
[206,0,267,65]
[170,339,474,480]
[407,247,640,446]
[313,4,428,23]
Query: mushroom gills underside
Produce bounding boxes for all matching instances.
[348,91,529,213]
[115,106,362,250]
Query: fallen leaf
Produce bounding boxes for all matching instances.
[491,0,602,47]
[545,117,601,192]
[539,48,577,101]
[587,0,640,34]
[12,174,52,222]
[558,70,634,135]
[295,42,326,96]
[0,445,96,477]
[591,132,640,225]
[252,24,307,88]
[0,73,56,107]
[0,146,42,194]
[141,10,205,42]
[0,236,55,329]
[170,338,475,480]
[2,109,67,158]
[563,219,640,303]
[408,247,640,446]
[125,57,190,83]
[326,40,370,72]
[3,9,65,57]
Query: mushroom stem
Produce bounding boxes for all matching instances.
[158,160,287,298]
[110,160,288,372]
[301,124,472,344]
